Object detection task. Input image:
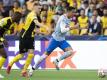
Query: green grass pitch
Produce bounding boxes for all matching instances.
[1,69,107,80]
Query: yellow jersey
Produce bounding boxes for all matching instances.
[21,11,41,38]
[0,17,14,37]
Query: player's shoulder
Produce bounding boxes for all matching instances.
[26,11,36,21]
[27,11,35,18]
[58,14,67,22]
[60,14,66,19]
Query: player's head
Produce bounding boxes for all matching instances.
[11,12,22,23]
[33,3,42,15]
[66,7,76,18]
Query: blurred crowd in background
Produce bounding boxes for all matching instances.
[0,0,107,36]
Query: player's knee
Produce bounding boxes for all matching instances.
[64,47,73,51]
[28,49,34,54]
[66,50,73,56]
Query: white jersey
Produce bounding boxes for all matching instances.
[52,14,71,41]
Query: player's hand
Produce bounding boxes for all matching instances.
[3,39,9,47]
[70,24,79,30]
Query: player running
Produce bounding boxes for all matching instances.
[28,6,78,77]
[7,3,46,77]
[0,12,22,78]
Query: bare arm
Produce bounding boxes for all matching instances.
[34,19,45,28]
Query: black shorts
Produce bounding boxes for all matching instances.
[19,37,34,53]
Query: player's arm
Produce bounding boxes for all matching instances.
[60,20,70,33]
[0,19,8,47]
[33,18,45,28]
[0,37,8,47]
[33,18,49,35]
[60,21,79,33]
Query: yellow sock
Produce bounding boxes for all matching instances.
[0,57,6,69]
[9,54,24,66]
[22,54,34,72]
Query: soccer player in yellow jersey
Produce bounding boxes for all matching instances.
[101,7,107,33]
[0,12,22,78]
[78,9,88,35]
[7,3,45,77]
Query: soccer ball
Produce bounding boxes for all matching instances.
[97,69,106,78]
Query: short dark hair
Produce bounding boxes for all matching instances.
[66,6,76,12]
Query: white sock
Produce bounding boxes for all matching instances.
[58,50,73,61]
[33,54,47,69]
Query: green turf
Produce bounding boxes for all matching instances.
[1,69,107,80]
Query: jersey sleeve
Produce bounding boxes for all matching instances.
[60,19,70,33]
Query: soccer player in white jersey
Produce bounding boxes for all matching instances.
[28,6,78,77]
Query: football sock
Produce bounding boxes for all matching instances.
[9,54,24,66]
[33,53,48,69]
[58,50,72,61]
[0,57,6,69]
[22,54,34,72]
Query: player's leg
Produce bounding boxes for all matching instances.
[28,38,59,77]
[0,45,7,69]
[58,40,74,61]
[21,37,35,77]
[33,38,59,69]
[7,53,24,74]
[21,49,34,77]
[7,38,25,74]
[53,40,75,69]
[0,45,7,78]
